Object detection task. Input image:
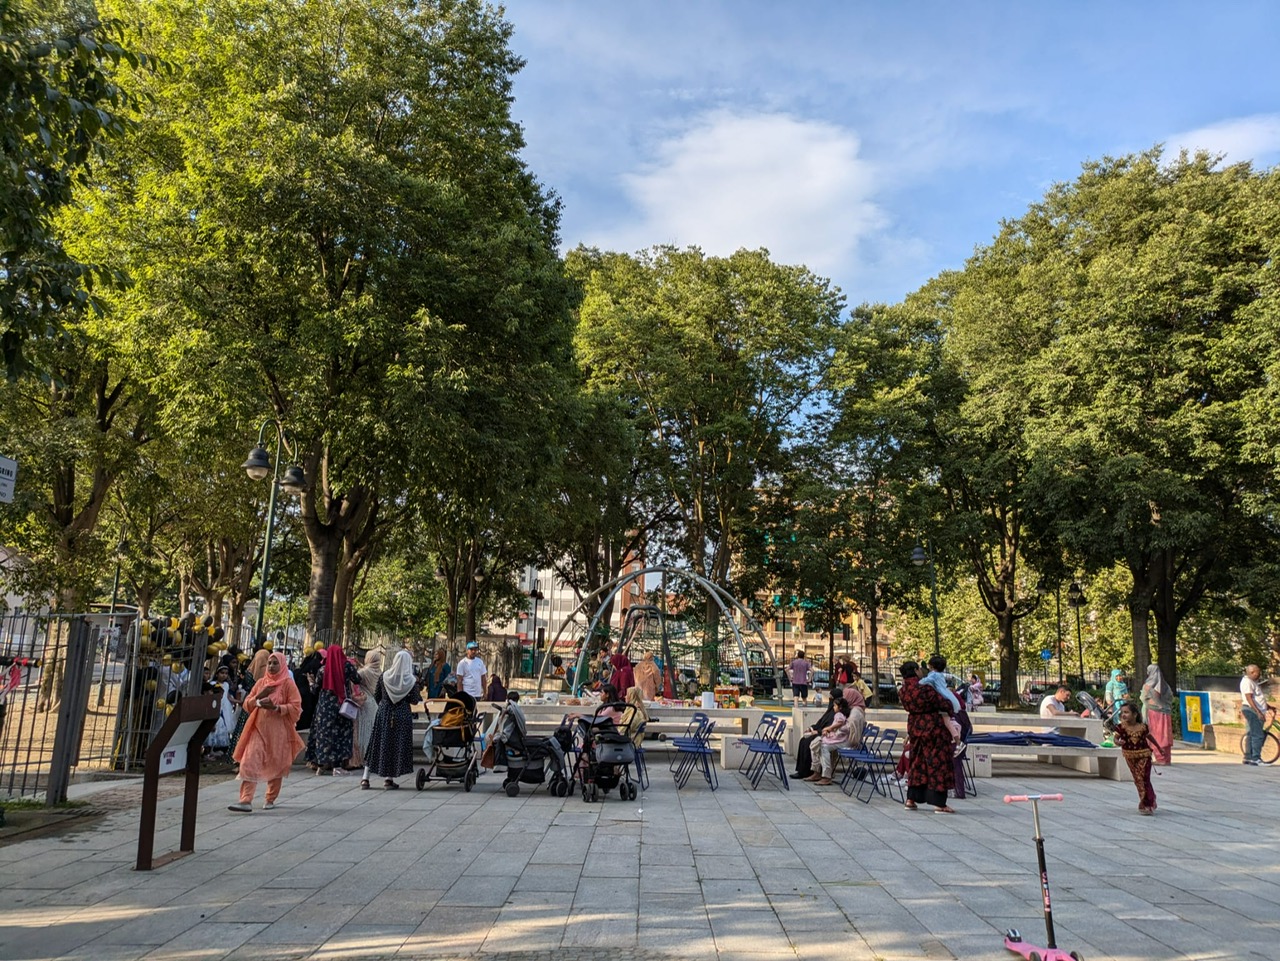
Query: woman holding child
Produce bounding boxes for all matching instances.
[898,661,956,813]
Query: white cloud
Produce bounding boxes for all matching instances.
[1165,113,1280,165]
[590,111,884,280]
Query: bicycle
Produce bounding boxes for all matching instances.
[1239,710,1280,764]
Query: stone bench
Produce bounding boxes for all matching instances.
[967,743,1124,780]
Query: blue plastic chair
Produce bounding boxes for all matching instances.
[743,718,789,790]
[735,713,781,773]
[667,713,712,772]
[850,729,903,803]
[672,720,718,790]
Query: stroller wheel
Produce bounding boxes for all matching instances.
[626,782,638,801]
[589,783,599,803]
[505,781,519,797]
[416,768,427,791]
[554,778,570,798]
[464,769,476,792]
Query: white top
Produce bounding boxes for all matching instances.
[455,655,487,697]
[1240,675,1269,714]
[1040,693,1067,718]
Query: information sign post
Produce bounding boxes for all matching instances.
[135,692,221,870]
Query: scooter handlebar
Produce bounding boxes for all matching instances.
[1003,793,1064,803]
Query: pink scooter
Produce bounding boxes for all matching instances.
[1003,793,1085,961]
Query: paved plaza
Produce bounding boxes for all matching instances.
[0,745,1275,961]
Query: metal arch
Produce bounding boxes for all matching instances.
[537,565,777,696]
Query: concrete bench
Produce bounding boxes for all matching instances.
[967,743,1123,780]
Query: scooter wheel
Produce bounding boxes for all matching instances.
[1070,954,1085,960]
[415,769,427,791]
[505,781,519,797]
[1028,952,1041,961]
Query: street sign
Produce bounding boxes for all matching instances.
[0,455,16,503]
[1040,650,1053,661]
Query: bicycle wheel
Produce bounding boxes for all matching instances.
[1262,732,1280,765]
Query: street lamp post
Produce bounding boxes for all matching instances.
[911,542,941,655]
[1067,581,1087,685]
[242,422,306,646]
[528,583,543,662]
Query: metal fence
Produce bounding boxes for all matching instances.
[1,610,217,803]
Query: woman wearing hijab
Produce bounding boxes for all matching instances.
[485,673,508,702]
[621,685,650,749]
[361,650,423,789]
[899,661,956,813]
[306,644,359,775]
[608,653,636,700]
[841,685,868,750]
[248,646,271,682]
[294,647,323,731]
[1105,668,1129,724]
[424,648,451,700]
[353,649,385,764]
[227,647,269,755]
[229,651,305,812]
[1140,664,1173,765]
[633,652,661,701]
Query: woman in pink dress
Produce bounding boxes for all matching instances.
[229,652,305,812]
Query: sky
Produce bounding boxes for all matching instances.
[499,1,1280,307]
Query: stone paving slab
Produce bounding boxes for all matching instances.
[0,747,1277,960]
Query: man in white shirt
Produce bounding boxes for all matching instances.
[1039,686,1081,719]
[455,642,487,698]
[1240,664,1273,765]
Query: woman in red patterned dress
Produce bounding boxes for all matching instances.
[898,661,956,813]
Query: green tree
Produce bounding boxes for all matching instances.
[77,0,573,642]
[571,245,843,667]
[0,0,150,375]
[1020,150,1276,686]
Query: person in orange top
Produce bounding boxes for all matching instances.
[230,651,305,812]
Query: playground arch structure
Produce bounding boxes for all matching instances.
[533,565,782,698]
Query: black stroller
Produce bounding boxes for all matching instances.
[571,702,640,803]
[415,690,489,792]
[494,700,572,797]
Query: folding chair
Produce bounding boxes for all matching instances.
[667,713,712,772]
[633,721,650,790]
[852,729,904,803]
[743,718,789,790]
[838,727,887,795]
[673,720,718,790]
[735,713,781,773]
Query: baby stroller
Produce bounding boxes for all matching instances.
[571,702,639,803]
[415,690,490,792]
[1075,691,1118,737]
[494,700,572,797]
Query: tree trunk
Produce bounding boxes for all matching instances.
[997,607,1019,709]
[307,533,341,642]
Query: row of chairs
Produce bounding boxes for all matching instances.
[669,712,977,803]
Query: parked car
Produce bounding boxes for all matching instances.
[812,669,830,690]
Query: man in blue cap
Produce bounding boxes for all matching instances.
[455,641,487,698]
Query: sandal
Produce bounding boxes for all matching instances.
[815,778,834,786]
[360,779,370,790]
[384,780,399,790]
[934,805,957,814]
[903,801,918,810]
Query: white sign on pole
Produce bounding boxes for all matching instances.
[0,455,15,503]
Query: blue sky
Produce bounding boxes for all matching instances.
[500,1,1280,307]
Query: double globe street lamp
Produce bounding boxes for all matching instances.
[242,422,306,646]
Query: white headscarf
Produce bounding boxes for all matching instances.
[382,650,417,703]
